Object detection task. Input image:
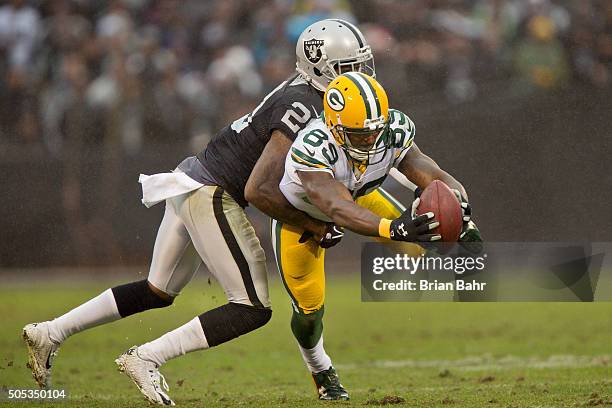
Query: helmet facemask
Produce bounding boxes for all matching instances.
[330,115,391,166]
[317,47,376,88]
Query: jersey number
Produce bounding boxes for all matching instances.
[390,110,414,148]
[281,102,312,133]
[303,129,339,165]
[231,100,312,135]
[231,80,290,134]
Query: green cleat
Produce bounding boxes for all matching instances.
[311,366,350,401]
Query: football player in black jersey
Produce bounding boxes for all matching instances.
[21,19,384,405]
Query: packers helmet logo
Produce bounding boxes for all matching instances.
[326,88,345,111]
[304,39,324,64]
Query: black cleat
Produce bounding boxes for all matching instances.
[312,366,349,400]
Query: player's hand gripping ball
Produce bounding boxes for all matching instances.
[413,180,463,242]
[388,210,440,242]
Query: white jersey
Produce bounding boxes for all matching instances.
[280,108,415,221]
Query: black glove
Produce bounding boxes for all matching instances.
[449,189,483,243]
[319,223,344,248]
[459,221,483,243]
[451,189,471,224]
[389,210,441,242]
[299,223,344,249]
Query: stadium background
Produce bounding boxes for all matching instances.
[1,0,611,267]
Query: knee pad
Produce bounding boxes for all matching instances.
[198,303,272,347]
[111,279,174,318]
[291,306,324,349]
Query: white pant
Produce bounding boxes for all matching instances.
[147,185,270,308]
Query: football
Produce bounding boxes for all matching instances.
[417,180,463,241]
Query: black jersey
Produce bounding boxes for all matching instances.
[196,75,323,207]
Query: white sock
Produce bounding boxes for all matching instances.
[138,317,209,366]
[47,289,120,344]
[299,336,332,373]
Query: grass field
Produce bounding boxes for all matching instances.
[1,274,611,407]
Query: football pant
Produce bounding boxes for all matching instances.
[271,187,422,314]
[147,186,270,308]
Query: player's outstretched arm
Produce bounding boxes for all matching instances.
[297,170,440,241]
[245,130,327,239]
[398,143,468,200]
[398,142,483,242]
[298,170,380,236]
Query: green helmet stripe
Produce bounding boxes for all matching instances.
[357,72,381,119]
[344,72,372,119]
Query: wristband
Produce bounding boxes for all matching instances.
[378,218,392,239]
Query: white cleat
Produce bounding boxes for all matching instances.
[115,346,175,406]
[22,322,60,388]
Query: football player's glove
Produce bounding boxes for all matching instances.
[451,189,471,223]
[414,186,423,199]
[299,223,344,249]
[449,189,483,243]
[380,208,440,242]
[457,220,484,256]
[459,220,483,242]
[319,223,345,249]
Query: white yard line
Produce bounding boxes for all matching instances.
[336,354,611,371]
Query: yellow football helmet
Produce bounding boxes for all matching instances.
[323,72,390,165]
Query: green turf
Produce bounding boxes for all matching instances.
[1,276,610,407]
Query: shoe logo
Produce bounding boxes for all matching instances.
[45,350,52,369]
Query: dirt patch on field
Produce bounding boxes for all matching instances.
[477,375,495,383]
[586,392,612,406]
[365,395,406,405]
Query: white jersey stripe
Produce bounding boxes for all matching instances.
[251,80,287,117]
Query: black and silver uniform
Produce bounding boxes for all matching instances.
[189,75,323,207]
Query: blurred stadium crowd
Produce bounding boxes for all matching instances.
[0,0,610,153]
[1,0,611,266]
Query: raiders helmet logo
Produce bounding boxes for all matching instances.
[304,39,324,64]
[326,88,345,111]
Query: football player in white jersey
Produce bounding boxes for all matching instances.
[273,72,473,400]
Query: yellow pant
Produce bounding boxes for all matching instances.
[271,188,421,314]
